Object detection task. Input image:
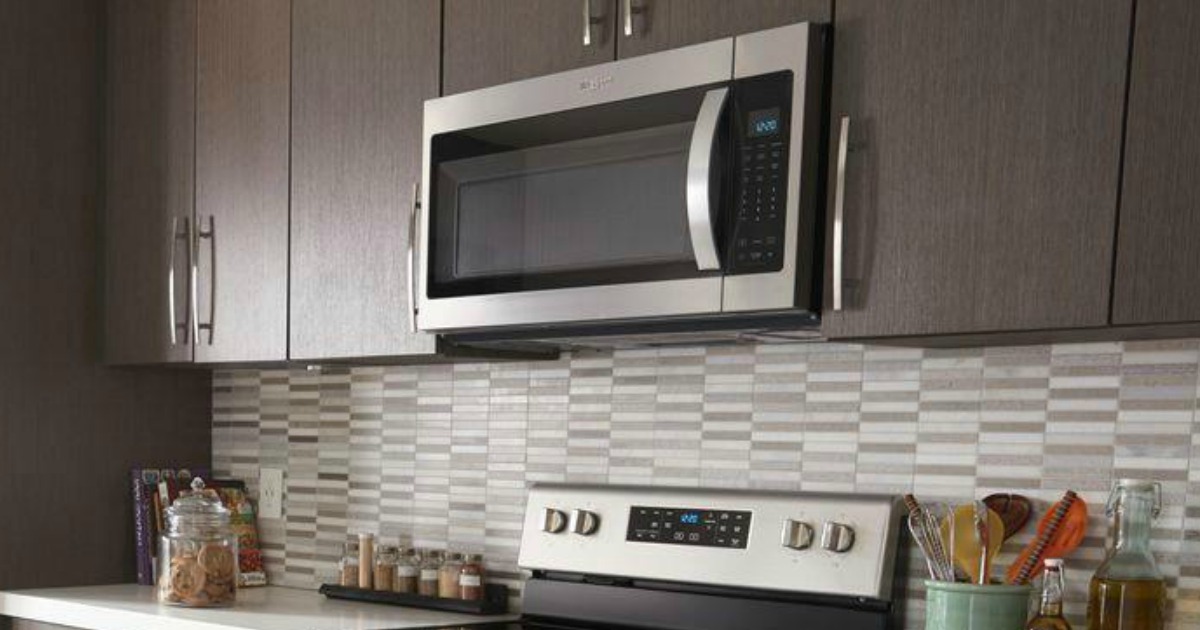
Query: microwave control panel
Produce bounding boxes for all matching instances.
[728,72,792,275]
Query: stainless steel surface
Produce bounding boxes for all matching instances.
[543,508,569,534]
[570,509,601,536]
[781,518,814,550]
[168,216,190,346]
[519,483,901,600]
[722,22,815,313]
[193,215,214,345]
[820,521,855,553]
[685,87,728,271]
[419,37,732,333]
[407,182,420,334]
[832,114,849,312]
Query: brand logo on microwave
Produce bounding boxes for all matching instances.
[579,75,614,92]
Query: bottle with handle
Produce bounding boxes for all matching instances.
[1087,479,1165,630]
[1026,558,1072,630]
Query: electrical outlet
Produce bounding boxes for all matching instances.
[259,468,284,519]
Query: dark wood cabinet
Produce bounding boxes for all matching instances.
[194,0,290,363]
[443,0,617,95]
[616,0,829,59]
[104,0,195,364]
[289,0,440,360]
[821,0,1131,340]
[1112,0,1200,326]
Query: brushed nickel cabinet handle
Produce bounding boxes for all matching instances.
[582,0,597,46]
[623,0,645,37]
[168,216,191,345]
[408,182,421,334]
[832,115,850,312]
[193,215,215,345]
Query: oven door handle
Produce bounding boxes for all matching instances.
[685,86,728,272]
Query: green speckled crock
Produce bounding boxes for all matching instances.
[924,581,1033,630]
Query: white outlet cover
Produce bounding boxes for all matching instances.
[259,468,284,520]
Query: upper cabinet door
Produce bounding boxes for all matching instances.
[194,0,290,363]
[443,0,617,95]
[1112,0,1200,326]
[289,0,440,360]
[616,0,829,59]
[104,0,195,365]
[822,0,1131,340]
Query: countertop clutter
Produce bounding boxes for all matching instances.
[0,584,517,630]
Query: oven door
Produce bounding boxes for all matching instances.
[416,39,735,333]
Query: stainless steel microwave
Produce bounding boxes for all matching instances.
[414,22,826,341]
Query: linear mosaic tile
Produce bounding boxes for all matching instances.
[211,340,1200,629]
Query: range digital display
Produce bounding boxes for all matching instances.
[626,506,751,549]
[747,107,782,138]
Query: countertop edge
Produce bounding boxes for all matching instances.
[0,590,241,630]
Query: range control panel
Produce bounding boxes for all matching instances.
[626,506,751,548]
[519,483,902,601]
[728,71,793,275]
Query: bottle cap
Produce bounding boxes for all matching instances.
[1044,558,1064,568]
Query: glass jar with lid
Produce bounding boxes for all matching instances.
[394,547,419,594]
[338,541,360,587]
[438,552,464,598]
[374,545,398,592]
[1087,479,1166,630]
[157,478,238,607]
[459,553,485,601]
[418,549,443,596]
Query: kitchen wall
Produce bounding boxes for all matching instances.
[0,0,212,590]
[214,339,1200,628]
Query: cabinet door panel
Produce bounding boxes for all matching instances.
[443,0,616,95]
[194,0,289,363]
[1112,0,1200,325]
[822,0,1130,339]
[104,0,194,364]
[290,0,440,360]
[617,0,829,59]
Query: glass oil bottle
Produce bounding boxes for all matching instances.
[1087,479,1166,630]
[1027,558,1072,630]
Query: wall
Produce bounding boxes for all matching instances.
[0,0,212,589]
[214,340,1200,628]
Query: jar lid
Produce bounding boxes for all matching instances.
[465,553,484,562]
[165,478,231,534]
[378,545,399,554]
[445,551,463,561]
[1044,558,1064,568]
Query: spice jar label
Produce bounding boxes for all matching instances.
[398,565,419,577]
[421,569,438,581]
[460,574,482,587]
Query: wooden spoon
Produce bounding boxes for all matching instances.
[983,493,1033,541]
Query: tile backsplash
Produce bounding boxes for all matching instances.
[213,339,1200,628]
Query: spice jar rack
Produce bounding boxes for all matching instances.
[318,583,510,615]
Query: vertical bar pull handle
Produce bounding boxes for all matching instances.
[685,87,728,271]
[832,115,850,312]
[623,0,641,37]
[408,182,421,334]
[193,215,215,345]
[583,0,605,47]
[168,216,191,345]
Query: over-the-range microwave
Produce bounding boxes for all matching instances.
[413,22,827,349]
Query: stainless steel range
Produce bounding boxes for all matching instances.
[426,483,904,630]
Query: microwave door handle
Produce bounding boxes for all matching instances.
[686,86,728,271]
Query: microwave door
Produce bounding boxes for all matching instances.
[417,45,739,333]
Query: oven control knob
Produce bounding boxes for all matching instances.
[542,508,568,534]
[570,509,601,536]
[781,519,814,550]
[820,521,855,553]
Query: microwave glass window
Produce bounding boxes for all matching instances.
[428,84,728,298]
[747,107,781,138]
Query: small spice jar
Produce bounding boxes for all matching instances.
[394,547,419,594]
[338,541,360,587]
[438,552,464,598]
[459,553,485,601]
[418,549,443,596]
[157,478,238,608]
[374,545,398,592]
[358,533,375,590]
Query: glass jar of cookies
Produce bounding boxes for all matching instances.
[157,478,238,607]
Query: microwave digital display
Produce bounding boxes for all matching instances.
[747,107,782,138]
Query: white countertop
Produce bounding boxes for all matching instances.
[0,584,518,630]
